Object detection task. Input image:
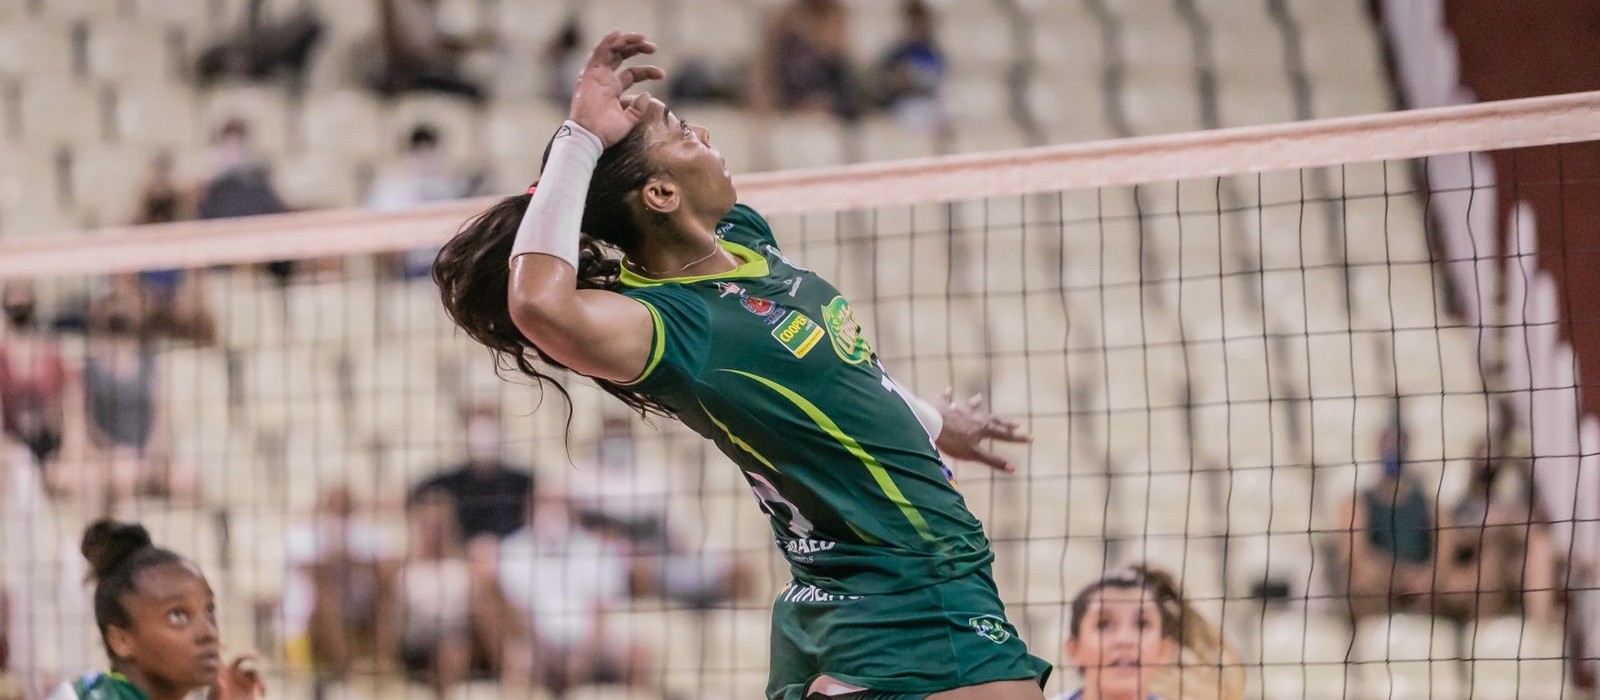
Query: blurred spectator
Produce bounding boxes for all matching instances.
[365,125,477,278]
[373,0,495,103]
[1057,565,1243,700]
[753,0,861,119]
[543,19,585,108]
[283,488,402,688]
[196,119,297,282]
[498,488,651,696]
[569,415,752,608]
[398,489,489,699]
[1435,446,1559,621]
[194,0,325,92]
[133,155,218,345]
[1336,424,1435,620]
[874,0,948,132]
[0,280,70,468]
[411,403,536,543]
[49,296,192,510]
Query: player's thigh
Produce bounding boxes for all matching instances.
[925,679,1046,700]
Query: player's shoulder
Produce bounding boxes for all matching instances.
[718,203,779,249]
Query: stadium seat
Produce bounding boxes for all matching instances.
[0,17,75,79]
[1352,614,1466,700]
[274,151,364,209]
[856,116,939,163]
[85,21,173,84]
[297,89,386,159]
[17,81,102,145]
[113,83,201,147]
[659,0,758,60]
[762,113,848,171]
[1257,611,1355,700]
[1467,616,1568,700]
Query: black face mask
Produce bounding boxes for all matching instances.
[4,305,34,329]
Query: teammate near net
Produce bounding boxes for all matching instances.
[433,31,1052,700]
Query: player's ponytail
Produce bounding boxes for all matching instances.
[81,519,185,659]
[1070,564,1245,700]
[434,121,671,418]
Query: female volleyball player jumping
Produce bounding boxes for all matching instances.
[433,31,1051,699]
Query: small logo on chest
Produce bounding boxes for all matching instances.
[771,310,826,358]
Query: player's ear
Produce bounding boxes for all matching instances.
[107,624,137,661]
[640,176,680,215]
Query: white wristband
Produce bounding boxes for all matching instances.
[509,121,605,270]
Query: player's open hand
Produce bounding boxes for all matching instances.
[211,653,265,699]
[933,389,1030,474]
[569,31,666,147]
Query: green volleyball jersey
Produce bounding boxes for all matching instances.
[46,672,149,700]
[620,204,991,595]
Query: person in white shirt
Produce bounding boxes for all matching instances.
[1052,566,1242,700]
[496,488,651,695]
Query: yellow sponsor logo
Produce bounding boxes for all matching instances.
[772,310,825,358]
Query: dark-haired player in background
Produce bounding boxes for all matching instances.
[47,520,263,700]
[433,31,1050,699]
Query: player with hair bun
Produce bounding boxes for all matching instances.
[47,520,262,700]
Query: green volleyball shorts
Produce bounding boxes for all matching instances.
[766,566,1052,700]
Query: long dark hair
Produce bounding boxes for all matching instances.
[81,520,188,660]
[434,121,671,417]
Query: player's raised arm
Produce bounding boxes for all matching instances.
[505,31,666,384]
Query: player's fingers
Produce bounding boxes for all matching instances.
[617,65,666,89]
[940,387,954,406]
[986,420,1031,443]
[624,91,653,119]
[586,30,624,68]
[972,448,1015,474]
[967,392,984,408]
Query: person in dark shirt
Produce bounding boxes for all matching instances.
[1336,424,1437,620]
[411,404,535,542]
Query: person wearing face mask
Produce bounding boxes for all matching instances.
[0,280,70,469]
[1054,566,1242,700]
[410,403,537,543]
[1335,422,1437,620]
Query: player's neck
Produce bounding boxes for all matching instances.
[112,666,179,700]
[629,218,738,278]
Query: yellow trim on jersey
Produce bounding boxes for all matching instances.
[618,240,769,288]
[723,369,938,543]
[617,299,666,386]
[699,400,780,473]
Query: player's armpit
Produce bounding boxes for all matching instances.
[507,255,655,383]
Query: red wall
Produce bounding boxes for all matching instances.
[1444,0,1600,417]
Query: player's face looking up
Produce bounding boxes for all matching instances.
[626,95,737,229]
[1066,587,1174,700]
[106,561,223,695]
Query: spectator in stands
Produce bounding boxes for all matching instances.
[752,0,861,119]
[543,19,586,108]
[196,119,296,282]
[373,0,495,103]
[1056,565,1243,700]
[283,487,402,690]
[411,402,536,544]
[398,489,485,699]
[194,0,325,92]
[874,0,948,132]
[51,295,192,509]
[1336,424,1435,620]
[0,280,70,469]
[569,415,753,608]
[365,125,477,278]
[1436,445,1559,621]
[498,488,651,696]
[130,156,218,345]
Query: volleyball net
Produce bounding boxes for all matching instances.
[2,92,1598,700]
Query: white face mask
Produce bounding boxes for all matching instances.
[598,436,633,471]
[465,418,501,463]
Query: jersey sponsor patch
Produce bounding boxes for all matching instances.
[968,614,1012,644]
[821,295,872,364]
[741,296,787,325]
[772,310,826,358]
